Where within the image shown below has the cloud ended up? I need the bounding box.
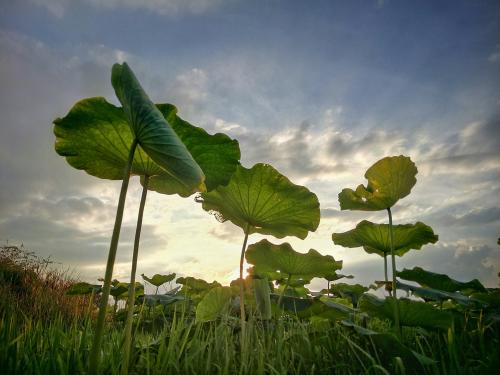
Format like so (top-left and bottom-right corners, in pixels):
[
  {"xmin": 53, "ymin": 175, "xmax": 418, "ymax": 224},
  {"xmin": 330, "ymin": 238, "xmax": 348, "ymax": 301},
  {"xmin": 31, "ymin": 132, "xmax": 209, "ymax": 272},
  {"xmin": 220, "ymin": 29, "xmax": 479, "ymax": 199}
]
[{"xmin": 30, "ymin": 0, "xmax": 235, "ymax": 18}]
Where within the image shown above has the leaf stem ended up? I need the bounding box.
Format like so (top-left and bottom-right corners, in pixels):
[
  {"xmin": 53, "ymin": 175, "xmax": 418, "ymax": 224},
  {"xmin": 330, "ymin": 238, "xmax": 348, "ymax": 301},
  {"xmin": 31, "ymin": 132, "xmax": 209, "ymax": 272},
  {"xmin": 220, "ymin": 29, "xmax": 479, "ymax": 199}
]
[
  {"xmin": 89, "ymin": 138, "xmax": 138, "ymax": 375},
  {"xmin": 239, "ymin": 224, "xmax": 250, "ymax": 336},
  {"xmin": 387, "ymin": 207, "xmax": 401, "ymax": 337},
  {"xmin": 121, "ymin": 175, "xmax": 149, "ymax": 375},
  {"xmin": 383, "ymin": 253, "xmax": 392, "ymax": 297},
  {"xmin": 278, "ymin": 273, "xmax": 292, "ymax": 308}
]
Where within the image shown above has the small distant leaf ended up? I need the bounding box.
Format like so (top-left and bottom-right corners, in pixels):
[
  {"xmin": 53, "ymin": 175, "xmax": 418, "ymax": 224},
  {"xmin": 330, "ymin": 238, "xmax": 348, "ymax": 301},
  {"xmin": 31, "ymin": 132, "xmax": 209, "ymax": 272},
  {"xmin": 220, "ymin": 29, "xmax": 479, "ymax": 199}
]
[
  {"xmin": 332, "ymin": 220, "xmax": 438, "ymax": 257},
  {"xmin": 338, "ymin": 155, "xmax": 417, "ymax": 211},
  {"xmin": 67, "ymin": 282, "xmax": 102, "ymax": 295},
  {"xmin": 396, "ymin": 281, "xmax": 481, "ymax": 307},
  {"xmin": 111, "ymin": 62, "xmax": 205, "ymax": 194},
  {"xmin": 195, "ymin": 286, "xmax": 232, "ymax": 323},
  {"xmin": 324, "ymin": 272, "xmax": 353, "ymax": 282},
  {"xmin": 141, "ymin": 273, "xmax": 176, "ymax": 287},
  {"xmin": 246, "ymin": 239, "xmax": 341, "ymax": 280},
  {"xmin": 141, "ymin": 294, "xmax": 185, "ymax": 307},
  {"xmin": 359, "ymin": 294, "xmax": 453, "ymax": 330},
  {"xmin": 397, "ymin": 267, "xmax": 486, "ymax": 294},
  {"xmin": 329, "ymin": 283, "xmax": 368, "ymax": 307},
  {"xmin": 201, "ymin": 164, "xmax": 320, "ymax": 239},
  {"xmin": 110, "ymin": 283, "xmax": 129, "ymax": 298},
  {"xmin": 176, "ymin": 276, "xmax": 221, "ymax": 293}
]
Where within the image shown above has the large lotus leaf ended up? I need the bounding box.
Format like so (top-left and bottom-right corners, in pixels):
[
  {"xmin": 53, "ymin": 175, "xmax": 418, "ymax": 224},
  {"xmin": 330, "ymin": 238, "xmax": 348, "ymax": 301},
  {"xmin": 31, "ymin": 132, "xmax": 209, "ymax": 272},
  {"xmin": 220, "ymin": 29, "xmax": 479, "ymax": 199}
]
[
  {"xmin": 201, "ymin": 164, "xmax": 320, "ymax": 239},
  {"xmin": 176, "ymin": 276, "xmax": 221, "ymax": 294},
  {"xmin": 338, "ymin": 155, "xmax": 417, "ymax": 211},
  {"xmin": 110, "ymin": 283, "xmax": 129, "ymax": 298},
  {"xmin": 148, "ymin": 104, "xmax": 240, "ymax": 193},
  {"xmin": 111, "ymin": 62, "xmax": 205, "ymax": 194},
  {"xmin": 395, "ymin": 281, "xmax": 481, "ymax": 307},
  {"xmin": 141, "ymin": 273, "xmax": 176, "ymax": 287},
  {"xmin": 332, "ymin": 220, "xmax": 438, "ymax": 257},
  {"xmin": 195, "ymin": 286, "xmax": 232, "ymax": 323},
  {"xmin": 246, "ymin": 239, "xmax": 341, "ymax": 280},
  {"xmin": 54, "ymin": 98, "xmax": 239, "ymax": 196},
  {"xmin": 359, "ymin": 294, "xmax": 453, "ymax": 330},
  {"xmin": 397, "ymin": 267, "xmax": 486, "ymax": 294}
]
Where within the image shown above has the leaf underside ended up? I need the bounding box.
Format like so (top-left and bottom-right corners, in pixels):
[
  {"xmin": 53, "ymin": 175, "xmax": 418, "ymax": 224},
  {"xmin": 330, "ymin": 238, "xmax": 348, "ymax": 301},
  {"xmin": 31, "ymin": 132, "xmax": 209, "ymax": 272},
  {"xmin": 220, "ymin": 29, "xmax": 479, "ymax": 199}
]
[
  {"xmin": 332, "ymin": 220, "xmax": 438, "ymax": 257},
  {"xmin": 201, "ymin": 163, "xmax": 320, "ymax": 239},
  {"xmin": 54, "ymin": 97, "xmax": 240, "ymax": 196},
  {"xmin": 338, "ymin": 155, "xmax": 417, "ymax": 211},
  {"xmin": 246, "ymin": 239, "xmax": 341, "ymax": 279}
]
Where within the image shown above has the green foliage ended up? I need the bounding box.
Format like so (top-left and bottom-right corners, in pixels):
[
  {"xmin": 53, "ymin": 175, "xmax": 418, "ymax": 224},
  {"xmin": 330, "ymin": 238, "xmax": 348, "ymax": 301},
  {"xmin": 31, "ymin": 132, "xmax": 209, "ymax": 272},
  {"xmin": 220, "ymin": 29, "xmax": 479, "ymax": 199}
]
[
  {"xmin": 328, "ymin": 283, "xmax": 368, "ymax": 308},
  {"xmin": 397, "ymin": 266, "xmax": 486, "ymax": 294},
  {"xmin": 333, "ymin": 220, "xmax": 438, "ymax": 257},
  {"xmin": 246, "ymin": 239, "xmax": 341, "ymax": 279},
  {"xmin": 54, "ymin": 98, "xmax": 239, "ymax": 197},
  {"xmin": 338, "ymin": 155, "xmax": 417, "ymax": 211},
  {"xmin": 195, "ymin": 286, "xmax": 232, "ymax": 323},
  {"xmin": 359, "ymin": 294, "xmax": 453, "ymax": 330},
  {"xmin": 66, "ymin": 282, "xmax": 102, "ymax": 295},
  {"xmin": 141, "ymin": 273, "xmax": 176, "ymax": 287},
  {"xmin": 111, "ymin": 62, "xmax": 205, "ymax": 194},
  {"xmin": 201, "ymin": 163, "xmax": 320, "ymax": 239}
]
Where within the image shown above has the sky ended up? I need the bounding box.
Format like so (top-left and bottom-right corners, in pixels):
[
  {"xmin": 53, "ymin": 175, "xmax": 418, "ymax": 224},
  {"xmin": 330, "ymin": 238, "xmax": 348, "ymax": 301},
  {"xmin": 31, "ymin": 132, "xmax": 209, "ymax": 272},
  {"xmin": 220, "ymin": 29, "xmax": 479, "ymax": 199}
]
[{"xmin": 1, "ymin": 0, "xmax": 499, "ymax": 292}]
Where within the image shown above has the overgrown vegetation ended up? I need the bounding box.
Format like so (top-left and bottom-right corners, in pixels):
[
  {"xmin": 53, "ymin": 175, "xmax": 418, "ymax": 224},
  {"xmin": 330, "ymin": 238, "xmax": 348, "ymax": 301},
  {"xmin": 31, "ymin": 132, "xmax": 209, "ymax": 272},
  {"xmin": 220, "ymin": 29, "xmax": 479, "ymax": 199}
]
[{"xmin": 1, "ymin": 62, "xmax": 499, "ymax": 374}]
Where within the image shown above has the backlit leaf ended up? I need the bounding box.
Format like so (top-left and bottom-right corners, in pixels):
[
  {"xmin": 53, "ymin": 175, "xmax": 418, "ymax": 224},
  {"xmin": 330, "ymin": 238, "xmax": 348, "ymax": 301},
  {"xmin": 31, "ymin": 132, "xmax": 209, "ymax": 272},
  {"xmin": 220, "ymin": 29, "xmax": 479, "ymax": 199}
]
[
  {"xmin": 195, "ymin": 286, "xmax": 232, "ymax": 323},
  {"xmin": 201, "ymin": 164, "xmax": 320, "ymax": 239},
  {"xmin": 332, "ymin": 220, "xmax": 438, "ymax": 257},
  {"xmin": 338, "ymin": 155, "xmax": 417, "ymax": 211}
]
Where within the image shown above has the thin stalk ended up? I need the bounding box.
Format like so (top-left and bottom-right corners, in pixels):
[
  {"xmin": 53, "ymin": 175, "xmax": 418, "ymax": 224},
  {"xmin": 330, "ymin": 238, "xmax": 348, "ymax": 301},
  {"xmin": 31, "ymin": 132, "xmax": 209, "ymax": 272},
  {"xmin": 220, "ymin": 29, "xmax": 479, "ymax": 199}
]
[
  {"xmin": 387, "ymin": 207, "xmax": 401, "ymax": 337},
  {"xmin": 121, "ymin": 175, "xmax": 149, "ymax": 375},
  {"xmin": 239, "ymin": 224, "xmax": 250, "ymax": 336},
  {"xmin": 327, "ymin": 280, "xmax": 331, "ymax": 297},
  {"xmin": 89, "ymin": 138, "xmax": 138, "ymax": 375},
  {"xmin": 383, "ymin": 253, "xmax": 392, "ymax": 297},
  {"xmin": 277, "ymin": 273, "xmax": 292, "ymax": 308}
]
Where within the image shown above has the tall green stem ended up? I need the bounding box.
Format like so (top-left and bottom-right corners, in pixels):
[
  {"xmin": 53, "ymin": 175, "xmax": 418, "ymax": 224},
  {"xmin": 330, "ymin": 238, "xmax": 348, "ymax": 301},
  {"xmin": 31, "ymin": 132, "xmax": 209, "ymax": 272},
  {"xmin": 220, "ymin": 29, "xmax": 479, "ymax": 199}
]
[
  {"xmin": 89, "ymin": 138, "xmax": 138, "ymax": 375},
  {"xmin": 383, "ymin": 253, "xmax": 392, "ymax": 297},
  {"xmin": 121, "ymin": 175, "xmax": 149, "ymax": 375},
  {"xmin": 387, "ymin": 207, "xmax": 401, "ymax": 337},
  {"xmin": 277, "ymin": 273, "xmax": 292, "ymax": 308},
  {"xmin": 239, "ymin": 224, "xmax": 250, "ymax": 336}
]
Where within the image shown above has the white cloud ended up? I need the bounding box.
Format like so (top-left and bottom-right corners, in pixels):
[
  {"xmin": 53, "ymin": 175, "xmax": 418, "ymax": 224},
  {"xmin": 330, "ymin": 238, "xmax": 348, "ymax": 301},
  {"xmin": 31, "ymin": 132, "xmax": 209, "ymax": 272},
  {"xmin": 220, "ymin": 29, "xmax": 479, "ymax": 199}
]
[{"xmin": 30, "ymin": 0, "xmax": 235, "ymax": 17}]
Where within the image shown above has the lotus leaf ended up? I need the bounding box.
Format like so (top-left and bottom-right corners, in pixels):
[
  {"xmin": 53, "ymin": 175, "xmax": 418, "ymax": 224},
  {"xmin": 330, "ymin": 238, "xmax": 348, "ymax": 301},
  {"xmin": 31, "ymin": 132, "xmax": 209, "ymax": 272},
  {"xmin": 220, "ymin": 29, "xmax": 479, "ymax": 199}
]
[
  {"xmin": 246, "ymin": 239, "xmax": 341, "ymax": 279},
  {"xmin": 195, "ymin": 286, "xmax": 232, "ymax": 323},
  {"xmin": 397, "ymin": 267, "xmax": 486, "ymax": 294},
  {"xmin": 359, "ymin": 294, "xmax": 453, "ymax": 330},
  {"xmin": 66, "ymin": 282, "xmax": 102, "ymax": 295},
  {"xmin": 329, "ymin": 283, "xmax": 368, "ymax": 307},
  {"xmin": 54, "ymin": 98, "xmax": 239, "ymax": 197},
  {"xmin": 141, "ymin": 273, "xmax": 176, "ymax": 287},
  {"xmin": 201, "ymin": 164, "xmax": 320, "ymax": 239},
  {"xmin": 111, "ymin": 63, "xmax": 205, "ymax": 193},
  {"xmin": 332, "ymin": 221, "xmax": 438, "ymax": 257},
  {"xmin": 338, "ymin": 155, "xmax": 417, "ymax": 211}
]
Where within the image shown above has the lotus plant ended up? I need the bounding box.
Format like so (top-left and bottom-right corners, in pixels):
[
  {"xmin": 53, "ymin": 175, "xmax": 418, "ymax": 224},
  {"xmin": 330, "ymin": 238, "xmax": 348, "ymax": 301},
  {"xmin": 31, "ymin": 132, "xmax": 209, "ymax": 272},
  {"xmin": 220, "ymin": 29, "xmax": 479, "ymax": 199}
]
[{"xmin": 200, "ymin": 163, "xmax": 320, "ymax": 335}]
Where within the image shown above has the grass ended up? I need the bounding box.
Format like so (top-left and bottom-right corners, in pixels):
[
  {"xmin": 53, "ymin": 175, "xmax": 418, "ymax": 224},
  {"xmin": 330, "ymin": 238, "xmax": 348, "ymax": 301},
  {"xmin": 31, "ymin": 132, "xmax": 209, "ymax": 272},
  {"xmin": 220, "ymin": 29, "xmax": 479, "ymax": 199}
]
[{"xmin": 1, "ymin": 244, "xmax": 499, "ymax": 374}]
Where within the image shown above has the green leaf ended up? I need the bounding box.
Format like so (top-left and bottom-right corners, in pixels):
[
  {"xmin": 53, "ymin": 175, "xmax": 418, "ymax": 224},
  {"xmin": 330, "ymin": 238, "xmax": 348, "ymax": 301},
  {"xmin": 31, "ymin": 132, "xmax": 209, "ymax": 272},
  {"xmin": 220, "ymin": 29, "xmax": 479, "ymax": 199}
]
[
  {"xmin": 395, "ymin": 281, "xmax": 481, "ymax": 307},
  {"xmin": 195, "ymin": 286, "xmax": 232, "ymax": 323},
  {"xmin": 141, "ymin": 273, "xmax": 176, "ymax": 287},
  {"xmin": 359, "ymin": 294, "xmax": 453, "ymax": 330},
  {"xmin": 246, "ymin": 239, "xmax": 341, "ymax": 279},
  {"xmin": 176, "ymin": 276, "xmax": 222, "ymax": 299},
  {"xmin": 151, "ymin": 104, "xmax": 240, "ymax": 192},
  {"xmin": 332, "ymin": 220, "xmax": 438, "ymax": 257},
  {"xmin": 338, "ymin": 155, "xmax": 417, "ymax": 211},
  {"xmin": 109, "ymin": 283, "xmax": 129, "ymax": 298},
  {"xmin": 252, "ymin": 277, "xmax": 272, "ymax": 320},
  {"xmin": 397, "ymin": 267, "xmax": 486, "ymax": 294},
  {"xmin": 111, "ymin": 62, "xmax": 205, "ymax": 194},
  {"xmin": 341, "ymin": 320, "xmax": 436, "ymax": 372},
  {"xmin": 142, "ymin": 294, "xmax": 185, "ymax": 307},
  {"xmin": 66, "ymin": 282, "xmax": 102, "ymax": 295},
  {"xmin": 201, "ymin": 163, "xmax": 320, "ymax": 239},
  {"xmin": 329, "ymin": 283, "xmax": 368, "ymax": 307},
  {"xmin": 54, "ymin": 98, "xmax": 240, "ymax": 197}
]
